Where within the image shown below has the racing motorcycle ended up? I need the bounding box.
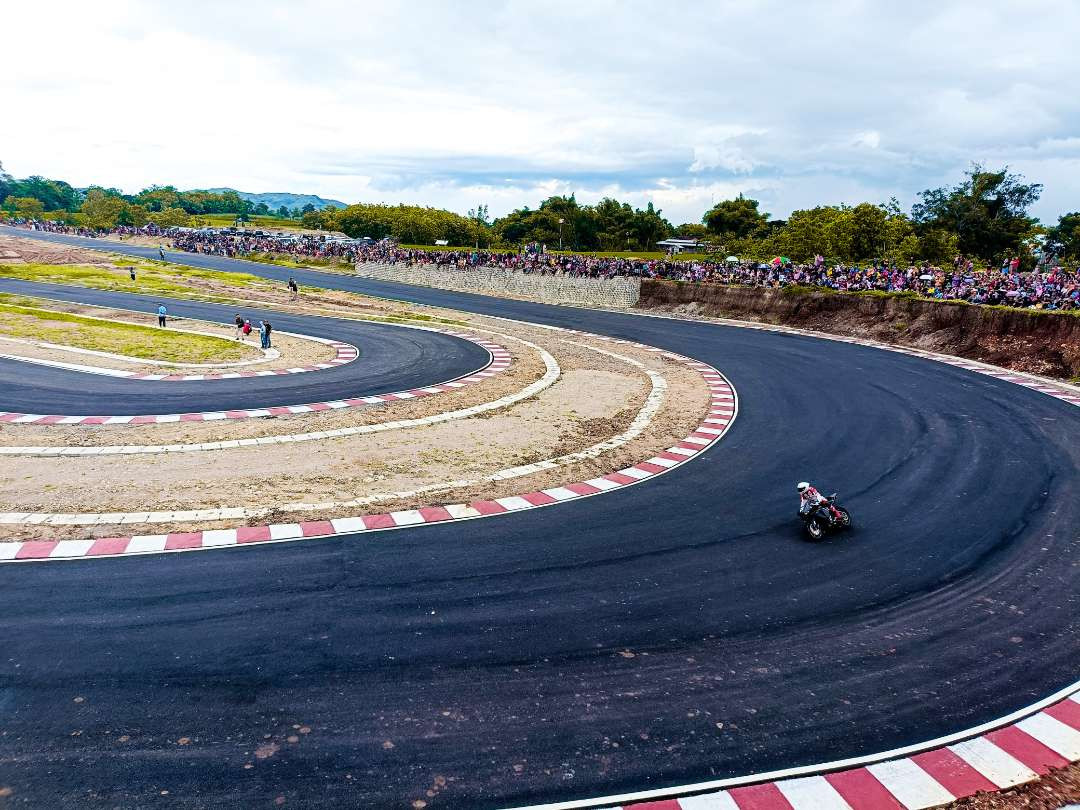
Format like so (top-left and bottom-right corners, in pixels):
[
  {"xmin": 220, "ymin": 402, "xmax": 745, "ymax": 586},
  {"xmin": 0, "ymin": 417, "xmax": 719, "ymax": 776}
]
[{"xmin": 799, "ymin": 494, "xmax": 852, "ymax": 541}]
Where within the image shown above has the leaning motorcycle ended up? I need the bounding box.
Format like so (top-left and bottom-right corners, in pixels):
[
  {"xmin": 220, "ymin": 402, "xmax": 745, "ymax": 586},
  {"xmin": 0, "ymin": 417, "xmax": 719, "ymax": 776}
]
[{"xmin": 799, "ymin": 494, "xmax": 853, "ymax": 541}]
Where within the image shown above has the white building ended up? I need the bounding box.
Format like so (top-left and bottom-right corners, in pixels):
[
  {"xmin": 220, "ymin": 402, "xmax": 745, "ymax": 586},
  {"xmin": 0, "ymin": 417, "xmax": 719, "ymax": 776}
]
[{"xmin": 656, "ymin": 238, "xmax": 708, "ymax": 254}]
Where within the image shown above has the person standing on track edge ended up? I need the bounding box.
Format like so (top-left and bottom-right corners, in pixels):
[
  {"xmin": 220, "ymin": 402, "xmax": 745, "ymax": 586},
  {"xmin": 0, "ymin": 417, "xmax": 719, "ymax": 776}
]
[
  {"xmin": 158, "ymin": 245, "xmax": 166, "ymax": 261},
  {"xmin": 156, "ymin": 304, "xmax": 167, "ymax": 328},
  {"xmin": 288, "ymin": 277, "xmax": 298, "ymax": 300},
  {"xmin": 258, "ymin": 319, "xmax": 273, "ymax": 349}
]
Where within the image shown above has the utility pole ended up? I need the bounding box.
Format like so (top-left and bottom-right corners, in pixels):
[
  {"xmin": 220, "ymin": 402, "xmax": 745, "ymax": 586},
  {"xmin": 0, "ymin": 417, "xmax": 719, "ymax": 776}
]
[{"xmin": 558, "ymin": 218, "xmax": 564, "ymax": 251}]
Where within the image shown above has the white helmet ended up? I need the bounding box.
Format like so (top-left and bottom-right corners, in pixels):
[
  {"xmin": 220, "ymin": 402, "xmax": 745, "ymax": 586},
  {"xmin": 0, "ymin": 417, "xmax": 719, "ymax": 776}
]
[{"xmin": 796, "ymin": 481, "xmax": 810, "ymax": 492}]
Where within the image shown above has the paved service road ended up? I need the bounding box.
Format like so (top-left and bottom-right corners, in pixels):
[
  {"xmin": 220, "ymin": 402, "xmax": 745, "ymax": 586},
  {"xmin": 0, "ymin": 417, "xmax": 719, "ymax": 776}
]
[{"xmin": 0, "ymin": 227, "xmax": 1078, "ymax": 809}]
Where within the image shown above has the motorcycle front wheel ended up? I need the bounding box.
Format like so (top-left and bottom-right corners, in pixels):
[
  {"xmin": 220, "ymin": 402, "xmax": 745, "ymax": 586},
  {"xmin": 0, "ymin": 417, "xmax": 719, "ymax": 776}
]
[
  {"xmin": 805, "ymin": 519, "xmax": 826, "ymax": 541},
  {"xmin": 836, "ymin": 507, "xmax": 852, "ymax": 528}
]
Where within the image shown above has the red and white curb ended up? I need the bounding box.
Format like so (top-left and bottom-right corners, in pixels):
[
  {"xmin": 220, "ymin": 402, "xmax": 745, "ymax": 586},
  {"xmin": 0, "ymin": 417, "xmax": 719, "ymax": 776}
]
[
  {"xmin": 502, "ymin": 686, "xmax": 1080, "ymax": 810},
  {"xmin": 0, "ymin": 349, "xmax": 736, "ymax": 559},
  {"xmin": 0, "ymin": 331, "xmax": 510, "ymax": 425}
]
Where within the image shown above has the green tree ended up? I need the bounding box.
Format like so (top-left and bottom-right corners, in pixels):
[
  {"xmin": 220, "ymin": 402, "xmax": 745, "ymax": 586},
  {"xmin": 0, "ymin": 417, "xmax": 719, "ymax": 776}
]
[
  {"xmin": 911, "ymin": 164, "xmax": 1042, "ymax": 260},
  {"xmin": 81, "ymin": 189, "xmax": 126, "ymax": 229},
  {"xmin": 9, "ymin": 196, "xmax": 45, "ymax": 219},
  {"xmin": 277, "ymin": 205, "xmax": 291, "ymax": 218},
  {"xmin": 1045, "ymin": 212, "xmax": 1080, "ymax": 259},
  {"xmin": 147, "ymin": 206, "xmax": 191, "ymax": 228},
  {"xmin": 703, "ymin": 195, "xmax": 770, "ymax": 238},
  {"xmin": 0, "ymin": 162, "xmax": 13, "ymax": 204},
  {"xmin": 125, "ymin": 203, "xmax": 149, "ymax": 228},
  {"xmin": 674, "ymin": 223, "xmax": 710, "ymax": 239},
  {"xmin": 917, "ymin": 228, "xmax": 960, "ymax": 263}
]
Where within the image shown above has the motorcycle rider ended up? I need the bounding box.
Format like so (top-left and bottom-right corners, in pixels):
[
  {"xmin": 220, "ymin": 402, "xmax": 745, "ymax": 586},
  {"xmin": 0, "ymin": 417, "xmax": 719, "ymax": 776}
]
[{"xmin": 797, "ymin": 482, "xmax": 843, "ymax": 521}]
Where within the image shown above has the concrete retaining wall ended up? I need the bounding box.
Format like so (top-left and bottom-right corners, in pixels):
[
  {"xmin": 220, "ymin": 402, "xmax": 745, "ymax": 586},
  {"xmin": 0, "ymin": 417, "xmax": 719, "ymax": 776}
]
[{"xmin": 353, "ymin": 262, "xmax": 641, "ymax": 308}]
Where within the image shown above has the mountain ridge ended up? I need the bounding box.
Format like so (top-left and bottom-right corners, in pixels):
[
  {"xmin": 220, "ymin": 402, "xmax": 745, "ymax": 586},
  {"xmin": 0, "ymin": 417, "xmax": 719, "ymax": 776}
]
[{"xmin": 202, "ymin": 188, "xmax": 347, "ymax": 211}]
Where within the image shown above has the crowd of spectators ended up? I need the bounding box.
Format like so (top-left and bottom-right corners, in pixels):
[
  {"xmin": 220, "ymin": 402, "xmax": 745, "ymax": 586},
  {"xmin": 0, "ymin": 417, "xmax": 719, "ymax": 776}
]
[{"xmin": 7, "ymin": 218, "xmax": 1079, "ymax": 312}]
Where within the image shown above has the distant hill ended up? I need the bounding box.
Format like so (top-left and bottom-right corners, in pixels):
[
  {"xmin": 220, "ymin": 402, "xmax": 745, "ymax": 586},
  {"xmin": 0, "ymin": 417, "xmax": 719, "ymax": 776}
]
[{"xmin": 203, "ymin": 188, "xmax": 348, "ymax": 211}]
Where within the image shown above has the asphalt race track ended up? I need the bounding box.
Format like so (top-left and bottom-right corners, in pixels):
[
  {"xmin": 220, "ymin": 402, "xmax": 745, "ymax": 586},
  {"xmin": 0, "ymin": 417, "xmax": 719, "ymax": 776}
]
[
  {"xmin": 0, "ymin": 279, "xmax": 490, "ymax": 416},
  {"xmin": 0, "ymin": 226, "xmax": 1078, "ymax": 809}
]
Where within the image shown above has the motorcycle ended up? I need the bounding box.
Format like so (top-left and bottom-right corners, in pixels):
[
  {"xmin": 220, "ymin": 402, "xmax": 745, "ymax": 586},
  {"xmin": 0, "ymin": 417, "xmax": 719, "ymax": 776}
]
[{"xmin": 799, "ymin": 493, "xmax": 853, "ymax": 541}]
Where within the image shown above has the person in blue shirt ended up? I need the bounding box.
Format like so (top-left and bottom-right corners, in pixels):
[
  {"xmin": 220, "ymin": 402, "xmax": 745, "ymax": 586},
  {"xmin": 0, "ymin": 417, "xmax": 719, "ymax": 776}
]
[{"xmin": 157, "ymin": 304, "xmax": 167, "ymax": 328}]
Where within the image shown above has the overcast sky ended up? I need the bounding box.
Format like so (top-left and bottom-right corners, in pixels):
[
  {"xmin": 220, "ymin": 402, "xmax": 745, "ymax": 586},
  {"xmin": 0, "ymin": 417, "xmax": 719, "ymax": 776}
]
[{"xmin": 4, "ymin": 1, "xmax": 1079, "ymax": 224}]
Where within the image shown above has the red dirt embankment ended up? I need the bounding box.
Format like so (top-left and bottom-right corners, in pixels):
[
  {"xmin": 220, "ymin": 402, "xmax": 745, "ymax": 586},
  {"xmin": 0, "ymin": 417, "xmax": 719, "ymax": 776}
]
[{"xmin": 639, "ymin": 280, "xmax": 1080, "ymax": 380}]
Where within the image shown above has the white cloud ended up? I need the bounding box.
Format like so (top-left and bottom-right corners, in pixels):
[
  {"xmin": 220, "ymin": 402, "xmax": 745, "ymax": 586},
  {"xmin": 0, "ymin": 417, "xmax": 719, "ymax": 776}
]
[{"xmin": 3, "ymin": 0, "xmax": 1080, "ymax": 223}]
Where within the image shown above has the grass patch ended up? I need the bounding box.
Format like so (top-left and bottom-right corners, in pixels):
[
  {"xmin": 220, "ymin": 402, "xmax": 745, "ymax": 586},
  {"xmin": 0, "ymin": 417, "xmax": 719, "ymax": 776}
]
[
  {"xmin": 0, "ymin": 295, "xmax": 254, "ymax": 363},
  {"xmin": 0, "ymin": 259, "xmax": 275, "ymax": 300}
]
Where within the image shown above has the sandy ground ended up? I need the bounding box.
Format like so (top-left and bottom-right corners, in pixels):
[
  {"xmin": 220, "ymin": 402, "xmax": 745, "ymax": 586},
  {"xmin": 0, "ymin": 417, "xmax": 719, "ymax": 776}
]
[{"xmin": 0, "ymin": 234, "xmax": 102, "ymax": 265}]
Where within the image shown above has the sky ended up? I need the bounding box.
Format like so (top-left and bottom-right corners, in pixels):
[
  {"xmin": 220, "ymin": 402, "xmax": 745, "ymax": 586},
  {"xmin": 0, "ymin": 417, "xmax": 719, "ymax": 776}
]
[{"xmin": 4, "ymin": 0, "xmax": 1079, "ymax": 225}]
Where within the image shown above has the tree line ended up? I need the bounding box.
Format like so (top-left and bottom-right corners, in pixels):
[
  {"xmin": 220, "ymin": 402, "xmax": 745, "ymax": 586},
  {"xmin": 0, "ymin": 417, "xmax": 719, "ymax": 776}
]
[
  {"xmin": 3, "ymin": 160, "xmax": 1078, "ymax": 264},
  {"xmin": 0, "ymin": 164, "xmax": 322, "ymax": 231}
]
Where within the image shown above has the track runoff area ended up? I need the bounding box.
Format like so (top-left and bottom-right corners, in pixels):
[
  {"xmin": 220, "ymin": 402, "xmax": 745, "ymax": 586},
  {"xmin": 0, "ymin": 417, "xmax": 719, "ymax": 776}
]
[{"xmin": 0, "ymin": 226, "xmax": 1078, "ymax": 810}]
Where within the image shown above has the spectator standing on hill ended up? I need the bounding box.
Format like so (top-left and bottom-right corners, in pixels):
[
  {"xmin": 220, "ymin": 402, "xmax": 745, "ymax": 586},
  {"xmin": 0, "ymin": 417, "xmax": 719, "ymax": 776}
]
[
  {"xmin": 288, "ymin": 277, "xmax": 298, "ymax": 299},
  {"xmin": 158, "ymin": 245, "xmax": 166, "ymax": 261},
  {"xmin": 234, "ymin": 313, "xmax": 244, "ymax": 340},
  {"xmin": 129, "ymin": 267, "xmax": 136, "ymax": 282},
  {"xmin": 157, "ymin": 304, "xmax": 167, "ymax": 328},
  {"xmin": 259, "ymin": 320, "xmax": 273, "ymax": 349}
]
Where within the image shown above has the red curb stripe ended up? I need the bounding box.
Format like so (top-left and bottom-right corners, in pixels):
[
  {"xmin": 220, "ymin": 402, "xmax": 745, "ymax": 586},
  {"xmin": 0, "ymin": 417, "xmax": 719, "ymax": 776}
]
[
  {"xmin": 634, "ymin": 461, "xmax": 665, "ymax": 474},
  {"xmin": 362, "ymin": 514, "xmax": 395, "ymax": 529},
  {"xmin": 604, "ymin": 472, "xmax": 639, "ymax": 485},
  {"xmin": 470, "ymin": 500, "xmax": 508, "ymax": 515},
  {"xmin": 165, "ymin": 532, "xmax": 204, "ymax": 550},
  {"xmin": 565, "ymin": 482, "xmax": 601, "ymax": 496},
  {"xmin": 521, "ymin": 491, "xmax": 558, "ymax": 506},
  {"xmin": 300, "ymin": 521, "xmax": 335, "ymax": 537},
  {"xmin": 419, "ymin": 506, "xmax": 453, "ymax": 522},
  {"xmin": 727, "ymin": 782, "xmax": 794, "ymax": 809},
  {"xmin": 14, "ymin": 541, "xmax": 58, "ymax": 559},
  {"xmin": 236, "ymin": 526, "xmax": 272, "ymax": 543},
  {"xmin": 985, "ymin": 726, "xmax": 1070, "ymax": 773},
  {"xmin": 825, "ymin": 767, "xmax": 906, "ymax": 809},
  {"xmin": 87, "ymin": 537, "xmax": 131, "ymax": 556},
  {"xmin": 911, "ymin": 748, "xmax": 998, "ymax": 797},
  {"xmin": 625, "ymin": 800, "xmax": 682, "ymax": 810},
  {"xmin": 1044, "ymin": 700, "xmax": 1080, "ymax": 730}
]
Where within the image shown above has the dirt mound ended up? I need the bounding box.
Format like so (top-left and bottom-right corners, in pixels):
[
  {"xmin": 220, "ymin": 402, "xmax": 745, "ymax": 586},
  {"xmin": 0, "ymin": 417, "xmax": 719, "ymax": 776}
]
[
  {"xmin": 640, "ymin": 280, "xmax": 1080, "ymax": 379},
  {"xmin": 0, "ymin": 234, "xmax": 109, "ymax": 265}
]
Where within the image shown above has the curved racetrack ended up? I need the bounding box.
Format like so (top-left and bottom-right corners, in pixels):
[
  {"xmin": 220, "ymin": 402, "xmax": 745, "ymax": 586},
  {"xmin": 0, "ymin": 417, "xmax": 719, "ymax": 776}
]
[{"xmin": 0, "ymin": 226, "xmax": 1078, "ymax": 809}]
